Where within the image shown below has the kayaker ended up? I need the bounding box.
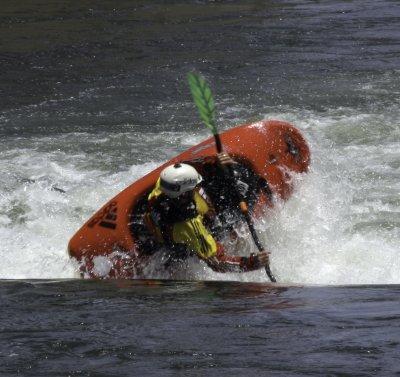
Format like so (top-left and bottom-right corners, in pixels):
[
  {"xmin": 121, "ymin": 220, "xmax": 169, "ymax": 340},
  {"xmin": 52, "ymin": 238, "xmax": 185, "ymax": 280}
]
[{"xmin": 144, "ymin": 153, "xmax": 270, "ymax": 273}]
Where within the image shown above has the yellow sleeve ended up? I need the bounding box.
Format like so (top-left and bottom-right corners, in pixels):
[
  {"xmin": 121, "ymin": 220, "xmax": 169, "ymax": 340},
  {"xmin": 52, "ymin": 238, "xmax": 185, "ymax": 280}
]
[
  {"xmin": 148, "ymin": 178, "xmax": 162, "ymax": 201},
  {"xmin": 194, "ymin": 190, "xmax": 210, "ymax": 216}
]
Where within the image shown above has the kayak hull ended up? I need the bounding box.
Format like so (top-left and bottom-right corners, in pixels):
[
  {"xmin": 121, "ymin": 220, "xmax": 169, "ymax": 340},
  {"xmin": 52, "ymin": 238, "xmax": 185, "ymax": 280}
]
[{"xmin": 68, "ymin": 120, "xmax": 310, "ymax": 278}]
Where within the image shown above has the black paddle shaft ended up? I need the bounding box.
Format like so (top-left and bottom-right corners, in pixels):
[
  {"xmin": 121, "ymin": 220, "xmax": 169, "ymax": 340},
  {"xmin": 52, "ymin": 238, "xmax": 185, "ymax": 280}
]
[
  {"xmin": 214, "ymin": 133, "xmax": 223, "ymax": 154},
  {"xmin": 213, "ymin": 134, "xmax": 276, "ymax": 282}
]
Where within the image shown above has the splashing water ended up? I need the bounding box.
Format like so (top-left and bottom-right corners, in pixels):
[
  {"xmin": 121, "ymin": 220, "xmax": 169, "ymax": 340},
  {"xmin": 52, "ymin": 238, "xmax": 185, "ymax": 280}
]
[{"xmin": 0, "ymin": 104, "xmax": 399, "ymax": 283}]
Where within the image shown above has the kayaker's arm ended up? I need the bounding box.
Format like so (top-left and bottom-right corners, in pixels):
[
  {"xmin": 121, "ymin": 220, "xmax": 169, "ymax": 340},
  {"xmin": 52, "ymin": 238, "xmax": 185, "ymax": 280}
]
[
  {"xmin": 216, "ymin": 151, "xmax": 276, "ymax": 282},
  {"xmin": 169, "ymin": 215, "xmax": 270, "ymax": 273},
  {"xmin": 204, "ymin": 245, "xmax": 270, "ymax": 273},
  {"xmin": 217, "ymin": 152, "xmax": 249, "ymax": 197}
]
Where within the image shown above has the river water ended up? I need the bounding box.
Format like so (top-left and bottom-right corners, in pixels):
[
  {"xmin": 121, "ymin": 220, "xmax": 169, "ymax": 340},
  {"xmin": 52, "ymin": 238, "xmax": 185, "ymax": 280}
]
[{"xmin": 1, "ymin": 0, "xmax": 399, "ymax": 375}]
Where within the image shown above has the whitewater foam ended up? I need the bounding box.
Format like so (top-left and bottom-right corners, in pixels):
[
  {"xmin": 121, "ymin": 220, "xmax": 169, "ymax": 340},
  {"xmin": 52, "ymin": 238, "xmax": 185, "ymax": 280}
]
[{"xmin": 1, "ymin": 106, "xmax": 399, "ymax": 283}]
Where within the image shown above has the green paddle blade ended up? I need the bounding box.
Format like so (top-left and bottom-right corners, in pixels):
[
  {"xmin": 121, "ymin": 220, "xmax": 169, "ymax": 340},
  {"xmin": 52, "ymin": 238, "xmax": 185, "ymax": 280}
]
[{"xmin": 187, "ymin": 72, "xmax": 218, "ymax": 135}]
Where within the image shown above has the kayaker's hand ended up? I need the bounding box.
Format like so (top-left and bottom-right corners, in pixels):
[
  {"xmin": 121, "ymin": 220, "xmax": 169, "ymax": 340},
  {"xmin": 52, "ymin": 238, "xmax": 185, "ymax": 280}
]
[
  {"xmin": 217, "ymin": 152, "xmax": 237, "ymax": 166},
  {"xmin": 241, "ymin": 251, "xmax": 271, "ymax": 271},
  {"xmin": 255, "ymin": 251, "xmax": 270, "ymax": 268}
]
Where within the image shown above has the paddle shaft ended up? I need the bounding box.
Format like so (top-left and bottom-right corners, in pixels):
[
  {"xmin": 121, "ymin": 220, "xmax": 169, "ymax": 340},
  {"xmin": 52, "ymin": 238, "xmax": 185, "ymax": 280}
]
[{"xmin": 214, "ymin": 134, "xmax": 276, "ymax": 282}]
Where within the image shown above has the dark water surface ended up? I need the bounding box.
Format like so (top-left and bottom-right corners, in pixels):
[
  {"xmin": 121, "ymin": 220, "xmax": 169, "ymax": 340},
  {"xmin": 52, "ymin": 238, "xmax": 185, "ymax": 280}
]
[
  {"xmin": 2, "ymin": 0, "xmax": 399, "ymax": 136},
  {"xmin": 1, "ymin": 0, "xmax": 400, "ymax": 375},
  {"xmin": 1, "ymin": 281, "xmax": 400, "ymax": 376}
]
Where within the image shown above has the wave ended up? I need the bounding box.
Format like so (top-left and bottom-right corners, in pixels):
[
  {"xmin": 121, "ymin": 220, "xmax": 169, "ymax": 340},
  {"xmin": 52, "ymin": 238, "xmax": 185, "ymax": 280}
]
[{"xmin": 0, "ymin": 106, "xmax": 398, "ymax": 283}]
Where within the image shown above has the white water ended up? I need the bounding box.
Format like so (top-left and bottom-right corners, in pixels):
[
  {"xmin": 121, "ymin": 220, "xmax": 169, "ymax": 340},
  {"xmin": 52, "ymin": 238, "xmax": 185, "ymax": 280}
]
[{"xmin": 0, "ymin": 108, "xmax": 399, "ymax": 284}]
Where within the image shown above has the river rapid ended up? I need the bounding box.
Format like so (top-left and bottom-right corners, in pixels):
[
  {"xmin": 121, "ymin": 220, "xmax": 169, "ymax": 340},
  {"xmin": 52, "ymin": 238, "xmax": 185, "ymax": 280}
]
[{"xmin": 1, "ymin": 1, "xmax": 399, "ymax": 375}]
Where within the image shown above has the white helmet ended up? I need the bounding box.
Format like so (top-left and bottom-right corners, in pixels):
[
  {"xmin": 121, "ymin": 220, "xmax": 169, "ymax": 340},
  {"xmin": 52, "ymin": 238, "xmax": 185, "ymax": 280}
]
[{"xmin": 159, "ymin": 163, "xmax": 202, "ymax": 198}]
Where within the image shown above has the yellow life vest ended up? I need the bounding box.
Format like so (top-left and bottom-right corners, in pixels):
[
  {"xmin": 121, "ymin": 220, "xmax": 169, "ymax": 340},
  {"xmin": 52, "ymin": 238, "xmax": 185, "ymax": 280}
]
[{"xmin": 146, "ymin": 178, "xmax": 217, "ymax": 259}]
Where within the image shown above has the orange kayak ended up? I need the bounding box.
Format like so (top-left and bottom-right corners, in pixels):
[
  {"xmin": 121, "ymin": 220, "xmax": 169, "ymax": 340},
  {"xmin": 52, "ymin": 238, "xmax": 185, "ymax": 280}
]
[{"xmin": 68, "ymin": 120, "xmax": 310, "ymax": 278}]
